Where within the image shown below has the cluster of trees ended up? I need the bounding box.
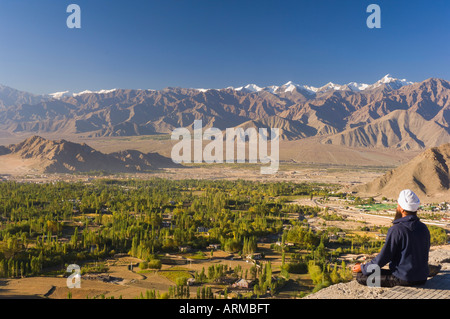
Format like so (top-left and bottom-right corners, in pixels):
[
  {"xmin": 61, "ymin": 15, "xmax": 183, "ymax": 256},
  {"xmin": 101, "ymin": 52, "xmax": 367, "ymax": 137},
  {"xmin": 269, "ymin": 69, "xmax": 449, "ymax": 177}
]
[
  {"xmin": 280, "ymin": 230, "xmax": 353, "ymax": 293},
  {"xmin": 284, "ymin": 224, "xmax": 321, "ymax": 249},
  {"xmin": 252, "ymin": 262, "xmax": 280, "ymax": 297},
  {"xmin": 0, "ymin": 179, "xmax": 334, "ymax": 279},
  {"xmin": 321, "ymin": 209, "xmax": 345, "ymax": 221},
  {"xmin": 138, "ymin": 259, "xmax": 162, "ymax": 270},
  {"xmin": 347, "ymin": 196, "xmax": 376, "ymax": 206},
  {"xmin": 144, "ymin": 283, "xmax": 215, "ymax": 299},
  {"xmin": 0, "ymin": 254, "xmax": 42, "ymax": 278},
  {"xmin": 308, "ymin": 260, "xmax": 353, "ymax": 292},
  {"xmin": 193, "ymin": 264, "xmax": 230, "ymax": 283},
  {"xmin": 242, "ymin": 237, "xmax": 257, "ymax": 255}
]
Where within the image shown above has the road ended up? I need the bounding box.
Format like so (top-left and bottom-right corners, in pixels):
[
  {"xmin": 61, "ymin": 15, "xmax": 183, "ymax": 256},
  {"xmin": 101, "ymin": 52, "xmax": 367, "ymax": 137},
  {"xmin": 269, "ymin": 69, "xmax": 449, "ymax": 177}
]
[{"xmin": 313, "ymin": 198, "xmax": 450, "ymax": 231}]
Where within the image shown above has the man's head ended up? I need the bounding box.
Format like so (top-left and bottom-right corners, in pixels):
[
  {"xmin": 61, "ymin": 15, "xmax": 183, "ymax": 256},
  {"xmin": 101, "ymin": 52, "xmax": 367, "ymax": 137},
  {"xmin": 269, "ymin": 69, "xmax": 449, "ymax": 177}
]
[{"xmin": 395, "ymin": 189, "xmax": 420, "ymax": 220}]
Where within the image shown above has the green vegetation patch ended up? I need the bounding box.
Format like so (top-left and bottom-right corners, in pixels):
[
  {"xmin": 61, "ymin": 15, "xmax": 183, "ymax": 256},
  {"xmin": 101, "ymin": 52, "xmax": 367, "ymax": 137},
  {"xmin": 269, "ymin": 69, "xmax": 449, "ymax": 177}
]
[
  {"xmin": 158, "ymin": 267, "xmax": 193, "ymax": 284},
  {"xmin": 357, "ymin": 203, "xmax": 397, "ymax": 211}
]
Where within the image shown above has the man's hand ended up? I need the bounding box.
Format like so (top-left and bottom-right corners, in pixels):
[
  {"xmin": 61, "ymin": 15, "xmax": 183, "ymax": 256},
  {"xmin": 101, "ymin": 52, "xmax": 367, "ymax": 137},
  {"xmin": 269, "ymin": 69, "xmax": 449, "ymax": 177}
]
[{"xmin": 352, "ymin": 263, "xmax": 362, "ymax": 273}]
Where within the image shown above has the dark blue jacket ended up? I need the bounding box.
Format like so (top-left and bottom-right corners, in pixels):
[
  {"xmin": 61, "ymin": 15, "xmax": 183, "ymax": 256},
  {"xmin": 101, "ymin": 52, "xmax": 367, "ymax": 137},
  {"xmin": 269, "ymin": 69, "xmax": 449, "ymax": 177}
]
[{"xmin": 361, "ymin": 215, "xmax": 430, "ymax": 282}]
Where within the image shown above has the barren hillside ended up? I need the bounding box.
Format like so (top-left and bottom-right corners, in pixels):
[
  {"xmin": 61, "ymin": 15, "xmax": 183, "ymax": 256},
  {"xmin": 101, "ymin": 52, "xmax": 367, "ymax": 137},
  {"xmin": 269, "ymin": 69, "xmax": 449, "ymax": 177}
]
[
  {"xmin": 355, "ymin": 143, "xmax": 450, "ymax": 202},
  {"xmin": 0, "ymin": 136, "xmax": 178, "ymax": 174}
]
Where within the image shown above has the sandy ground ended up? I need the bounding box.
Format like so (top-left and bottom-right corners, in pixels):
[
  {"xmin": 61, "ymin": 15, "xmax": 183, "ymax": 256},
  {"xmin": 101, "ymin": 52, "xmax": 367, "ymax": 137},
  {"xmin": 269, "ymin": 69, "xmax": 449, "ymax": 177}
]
[
  {"xmin": 0, "ymin": 154, "xmax": 45, "ymax": 175},
  {"xmin": 152, "ymin": 165, "xmax": 385, "ymax": 186},
  {"xmin": 0, "ymin": 166, "xmax": 387, "ymax": 190},
  {"xmin": 75, "ymin": 135, "xmax": 419, "ymax": 167}
]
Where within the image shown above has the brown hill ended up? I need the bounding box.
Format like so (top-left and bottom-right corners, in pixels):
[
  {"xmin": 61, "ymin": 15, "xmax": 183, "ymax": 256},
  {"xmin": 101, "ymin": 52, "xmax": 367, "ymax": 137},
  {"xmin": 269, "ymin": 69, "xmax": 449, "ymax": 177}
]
[
  {"xmin": 1, "ymin": 136, "xmax": 179, "ymax": 174},
  {"xmin": 354, "ymin": 143, "xmax": 450, "ymax": 202},
  {"xmin": 236, "ymin": 115, "xmax": 316, "ymax": 140},
  {"xmin": 323, "ymin": 109, "xmax": 450, "ymax": 150}
]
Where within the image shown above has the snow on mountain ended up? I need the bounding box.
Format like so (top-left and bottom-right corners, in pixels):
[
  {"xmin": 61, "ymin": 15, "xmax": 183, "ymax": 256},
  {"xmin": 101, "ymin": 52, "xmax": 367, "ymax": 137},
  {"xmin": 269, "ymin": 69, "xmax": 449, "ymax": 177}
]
[
  {"xmin": 264, "ymin": 85, "xmax": 279, "ymax": 94},
  {"xmin": 49, "ymin": 89, "xmax": 118, "ymax": 99},
  {"xmin": 235, "ymin": 84, "xmax": 264, "ymax": 92},
  {"xmin": 369, "ymin": 74, "xmax": 414, "ymax": 90},
  {"xmin": 48, "ymin": 91, "xmax": 72, "ymax": 99},
  {"xmin": 281, "ymin": 81, "xmax": 298, "ymax": 93},
  {"xmin": 346, "ymin": 82, "xmax": 370, "ymax": 91},
  {"xmin": 316, "ymin": 82, "xmax": 346, "ymax": 93},
  {"xmin": 46, "ymin": 75, "xmax": 414, "ymax": 99},
  {"xmin": 73, "ymin": 89, "xmax": 118, "ymax": 96},
  {"xmin": 279, "ymin": 81, "xmax": 317, "ymax": 94},
  {"xmin": 230, "ymin": 74, "xmax": 414, "ymax": 95}
]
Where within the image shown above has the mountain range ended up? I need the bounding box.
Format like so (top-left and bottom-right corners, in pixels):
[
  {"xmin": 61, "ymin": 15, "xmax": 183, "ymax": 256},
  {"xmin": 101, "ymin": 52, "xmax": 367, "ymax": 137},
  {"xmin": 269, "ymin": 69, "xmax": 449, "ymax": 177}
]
[
  {"xmin": 0, "ymin": 75, "xmax": 449, "ymax": 151},
  {"xmin": 47, "ymin": 74, "xmax": 413, "ymax": 97}
]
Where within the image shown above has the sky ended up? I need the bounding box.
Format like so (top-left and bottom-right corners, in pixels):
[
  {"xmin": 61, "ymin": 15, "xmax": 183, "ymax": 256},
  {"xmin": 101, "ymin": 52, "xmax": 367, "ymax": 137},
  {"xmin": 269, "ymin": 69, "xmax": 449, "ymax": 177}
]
[{"xmin": 0, "ymin": 0, "xmax": 449, "ymax": 94}]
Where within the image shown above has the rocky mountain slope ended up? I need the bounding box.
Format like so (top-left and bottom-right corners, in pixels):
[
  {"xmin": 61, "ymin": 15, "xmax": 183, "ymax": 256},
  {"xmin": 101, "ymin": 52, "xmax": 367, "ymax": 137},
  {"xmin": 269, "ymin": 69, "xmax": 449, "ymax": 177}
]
[{"xmin": 0, "ymin": 84, "xmax": 47, "ymax": 109}]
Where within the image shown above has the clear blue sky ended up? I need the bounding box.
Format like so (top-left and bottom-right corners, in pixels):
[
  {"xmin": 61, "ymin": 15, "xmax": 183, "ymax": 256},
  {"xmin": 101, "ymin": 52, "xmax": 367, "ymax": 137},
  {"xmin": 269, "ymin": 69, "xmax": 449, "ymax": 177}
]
[{"xmin": 0, "ymin": 0, "xmax": 449, "ymax": 94}]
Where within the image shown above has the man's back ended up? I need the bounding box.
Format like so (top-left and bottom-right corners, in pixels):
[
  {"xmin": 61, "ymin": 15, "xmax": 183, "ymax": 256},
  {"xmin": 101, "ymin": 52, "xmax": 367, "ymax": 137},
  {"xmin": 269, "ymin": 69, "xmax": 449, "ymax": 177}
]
[{"xmin": 389, "ymin": 214, "xmax": 430, "ymax": 282}]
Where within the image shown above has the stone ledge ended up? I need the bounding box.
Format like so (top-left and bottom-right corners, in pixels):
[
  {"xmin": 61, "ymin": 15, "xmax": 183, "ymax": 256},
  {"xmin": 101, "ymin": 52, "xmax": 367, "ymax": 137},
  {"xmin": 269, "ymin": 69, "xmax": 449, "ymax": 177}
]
[{"xmin": 380, "ymin": 266, "xmax": 450, "ymax": 299}]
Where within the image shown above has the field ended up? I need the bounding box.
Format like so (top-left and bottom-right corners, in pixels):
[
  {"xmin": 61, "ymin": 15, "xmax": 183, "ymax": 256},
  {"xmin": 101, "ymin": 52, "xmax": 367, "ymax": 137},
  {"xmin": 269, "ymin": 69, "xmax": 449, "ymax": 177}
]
[{"xmin": 0, "ymin": 245, "xmax": 312, "ymax": 299}]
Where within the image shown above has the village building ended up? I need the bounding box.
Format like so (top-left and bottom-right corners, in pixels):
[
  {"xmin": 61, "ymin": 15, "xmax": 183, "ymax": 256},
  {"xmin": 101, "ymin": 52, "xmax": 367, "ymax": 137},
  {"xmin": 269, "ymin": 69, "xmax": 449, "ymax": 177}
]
[
  {"xmin": 197, "ymin": 226, "xmax": 210, "ymax": 233},
  {"xmin": 179, "ymin": 246, "xmax": 192, "ymax": 253},
  {"xmin": 187, "ymin": 278, "xmax": 196, "ymax": 286},
  {"xmin": 232, "ymin": 278, "xmax": 254, "ymax": 289},
  {"xmin": 206, "ymin": 244, "xmax": 221, "ymax": 250},
  {"xmin": 246, "ymin": 253, "xmax": 262, "ymax": 261}
]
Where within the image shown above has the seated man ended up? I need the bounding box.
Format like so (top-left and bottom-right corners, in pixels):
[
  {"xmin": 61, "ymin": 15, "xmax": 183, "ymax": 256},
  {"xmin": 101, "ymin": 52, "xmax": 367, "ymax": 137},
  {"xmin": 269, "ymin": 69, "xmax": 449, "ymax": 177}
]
[{"xmin": 352, "ymin": 189, "xmax": 430, "ymax": 287}]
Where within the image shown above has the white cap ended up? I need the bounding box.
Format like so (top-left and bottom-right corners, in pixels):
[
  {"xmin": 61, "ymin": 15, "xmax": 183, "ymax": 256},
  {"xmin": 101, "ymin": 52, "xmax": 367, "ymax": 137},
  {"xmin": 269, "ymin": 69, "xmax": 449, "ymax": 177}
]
[{"xmin": 397, "ymin": 189, "xmax": 420, "ymax": 212}]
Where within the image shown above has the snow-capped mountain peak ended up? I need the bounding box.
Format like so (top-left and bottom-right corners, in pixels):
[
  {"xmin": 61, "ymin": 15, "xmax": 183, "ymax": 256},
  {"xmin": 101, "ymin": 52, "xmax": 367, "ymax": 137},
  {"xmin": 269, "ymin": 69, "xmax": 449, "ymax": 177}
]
[
  {"xmin": 346, "ymin": 82, "xmax": 370, "ymax": 91},
  {"xmin": 282, "ymin": 81, "xmax": 300, "ymax": 93},
  {"xmin": 316, "ymin": 82, "xmax": 345, "ymax": 92},
  {"xmin": 380, "ymin": 74, "xmax": 395, "ymax": 83},
  {"xmin": 371, "ymin": 74, "xmax": 414, "ymax": 90},
  {"xmin": 279, "ymin": 81, "xmax": 317, "ymax": 94},
  {"xmin": 235, "ymin": 84, "xmax": 264, "ymax": 92}
]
